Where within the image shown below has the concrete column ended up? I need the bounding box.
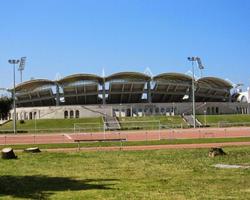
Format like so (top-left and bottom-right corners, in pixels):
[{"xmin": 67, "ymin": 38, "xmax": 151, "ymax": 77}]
[
  {"xmin": 56, "ymin": 84, "xmax": 60, "ymax": 106},
  {"xmin": 147, "ymin": 81, "xmax": 151, "ymax": 103},
  {"xmin": 228, "ymin": 89, "xmax": 232, "ymax": 102},
  {"xmin": 102, "ymin": 83, "xmax": 106, "ymax": 105}
]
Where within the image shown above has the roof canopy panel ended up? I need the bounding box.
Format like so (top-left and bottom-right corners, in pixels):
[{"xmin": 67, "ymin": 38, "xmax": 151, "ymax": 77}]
[
  {"xmin": 153, "ymin": 73, "xmax": 192, "ymax": 82},
  {"xmin": 15, "ymin": 79, "xmax": 56, "ymax": 92},
  {"xmin": 106, "ymin": 72, "xmax": 151, "ymax": 82},
  {"xmin": 197, "ymin": 77, "xmax": 232, "ymax": 89},
  {"xmin": 58, "ymin": 73, "xmax": 103, "ymax": 85}
]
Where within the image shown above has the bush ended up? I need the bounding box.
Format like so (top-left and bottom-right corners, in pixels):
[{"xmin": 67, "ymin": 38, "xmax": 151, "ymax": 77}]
[{"xmin": 20, "ymin": 120, "xmax": 25, "ymax": 124}]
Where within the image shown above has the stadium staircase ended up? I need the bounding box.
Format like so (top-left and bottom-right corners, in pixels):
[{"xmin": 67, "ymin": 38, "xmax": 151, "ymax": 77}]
[
  {"xmin": 103, "ymin": 115, "xmax": 121, "ymax": 130},
  {"xmin": 0, "ymin": 119, "xmax": 10, "ymax": 126},
  {"xmin": 80, "ymin": 105, "xmax": 121, "ymax": 130},
  {"xmin": 80, "ymin": 105, "xmax": 107, "ymax": 116},
  {"xmin": 182, "ymin": 115, "xmax": 202, "ymax": 127}
]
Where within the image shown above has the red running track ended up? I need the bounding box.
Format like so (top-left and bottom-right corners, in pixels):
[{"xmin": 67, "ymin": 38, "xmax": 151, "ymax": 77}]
[{"xmin": 0, "ymin": 127, "xmax": 250, "ymax": 145}]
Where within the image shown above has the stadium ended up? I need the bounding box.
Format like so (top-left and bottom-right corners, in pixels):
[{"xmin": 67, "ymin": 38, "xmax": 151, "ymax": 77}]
[{"xmin": 9, "ymin": 71, "xmax": 249, "ymax": 125}]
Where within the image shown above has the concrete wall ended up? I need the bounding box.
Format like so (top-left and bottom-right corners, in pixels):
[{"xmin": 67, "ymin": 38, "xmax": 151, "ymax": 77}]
[
  {"xmin": 11, "ymin": 105, "xmax": 112, "ymax": 120},
  {"xmin": 111, "ymin": 102, "xmax": 249, "ymax": 117},
  {"xmin": 10, "ymin": 102, "xmax": 250, "ymax": 120}
]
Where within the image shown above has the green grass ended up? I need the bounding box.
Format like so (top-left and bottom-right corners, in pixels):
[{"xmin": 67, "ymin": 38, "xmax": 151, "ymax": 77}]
[
  {"xmin": 197, "ymin": 114, "xmax": 250, "ymax": 127},
  {"xmin": 2, "ymin": 114, "xmax": 250, "ymax": 134},
  {"xmin": 2, "ymin": 137, "xmax": 250, "ymax": 150},
  {"xmin": 0, "ymin": 117, "xmax": 103, "ymax": 133},
  {"xmin": 119, "ymin": 116, "xmax": 187, "ymax": 130},
  {"xmin": 0, "ymin": 147, "xmax": 250, "ymax": 199}
]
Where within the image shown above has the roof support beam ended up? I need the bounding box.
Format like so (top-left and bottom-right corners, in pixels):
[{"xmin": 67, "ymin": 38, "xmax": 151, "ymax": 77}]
[{"xmin": 128, "ymin": 83, "xmax": 133, "ymax": 103}]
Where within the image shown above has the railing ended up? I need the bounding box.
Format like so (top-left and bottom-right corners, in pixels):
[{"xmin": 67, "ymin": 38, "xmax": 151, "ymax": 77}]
[{"xmin": 205, "ymin": 122, "xmax": 250, "ymax": 128}]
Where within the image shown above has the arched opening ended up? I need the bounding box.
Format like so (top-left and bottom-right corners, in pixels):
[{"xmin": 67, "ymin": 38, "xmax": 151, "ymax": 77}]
[
  {"xmin": 29, "ymin": 112, "xmax": 33, "ymax": 120},
  {"xmin": 70, "ymin": 110, "xmax": 74, "ymax": 118},
  {"xmin": 216, "ymin": 107, "xmax": 219, "ymax": 114},
  {"xmin": 64, "ymin": 111, "xmax": 68, "ymax": 119},
  {"xmin": 207, "ymin": 107, "xmax": 210, "ymax": 115},
  {"xmin": 75, "ymin": 110, "xmax": 80, "ymax": 118},
  {"xmin": 161, "ymin": 108, "xmax": 165, "ymax": 115},
  {"xmin": 24, "ymin": 112, "xmax": 27, "ymax": 120},
  {"xmin": 34, "ymin": 112, "xmax": 37, "ymax": 119}
]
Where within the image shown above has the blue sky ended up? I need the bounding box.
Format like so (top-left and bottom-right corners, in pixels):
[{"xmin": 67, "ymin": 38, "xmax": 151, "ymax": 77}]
[{"xmin": 0, "ymin": 0, "xmax": 250, "ymax": 90}]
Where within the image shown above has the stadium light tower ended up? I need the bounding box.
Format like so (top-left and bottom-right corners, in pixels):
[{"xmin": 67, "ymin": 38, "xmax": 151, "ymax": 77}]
[
  {"xmin": 187, "ymin": 56, "xmax": 205, "ymax": 128},
  {"xmin": 18, "ymin": 57, "xmax": 26, "ymax": 83},
  {"xmin": 8, "ymin": 59, "xmax": 20, "ymax": 134}
]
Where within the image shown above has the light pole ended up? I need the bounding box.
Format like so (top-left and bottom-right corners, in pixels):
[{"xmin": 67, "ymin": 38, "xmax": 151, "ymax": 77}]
[
  {"xmin": 187, "ymin": 57, "xmax": 197, "ymax": 128},
  {"xmin": 187, "ymin": 56, "xmax": 206, "ymax": 128},
  {"xmin": 204, "ymin": 110, "xmax": 207, "ymax": 126},
  {"xmin": 8, "ymin": 59, "xmax": 20, "ymax": 134}
]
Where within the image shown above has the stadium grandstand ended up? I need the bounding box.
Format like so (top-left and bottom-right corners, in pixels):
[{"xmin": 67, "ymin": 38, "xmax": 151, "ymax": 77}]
[{"xmin": 5, "ymin": 71, "xmax": 250, "ymax": 120}]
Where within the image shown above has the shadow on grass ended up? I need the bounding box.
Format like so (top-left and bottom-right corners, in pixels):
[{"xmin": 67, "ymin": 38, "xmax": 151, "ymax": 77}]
[{"xmin": 0, "ymin": 175, "xmax": 116, "ymax": 199}]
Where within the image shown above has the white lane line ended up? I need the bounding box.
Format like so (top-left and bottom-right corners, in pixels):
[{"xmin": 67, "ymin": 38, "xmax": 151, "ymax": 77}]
[{"xmin": 64, "ymin": 134, "xmax": 72, "ymax": 140}]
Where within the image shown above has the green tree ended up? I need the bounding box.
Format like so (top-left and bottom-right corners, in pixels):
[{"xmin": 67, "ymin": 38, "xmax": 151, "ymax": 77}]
[{"xmin": 0, "ymin": 97, "xmax": 13, "ymax": 120}]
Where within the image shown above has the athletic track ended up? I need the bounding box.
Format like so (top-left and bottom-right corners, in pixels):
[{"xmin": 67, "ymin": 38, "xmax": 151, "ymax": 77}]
[{"xmin": 1, "ymin": 127, "xmax": 250, "ymax": 146}]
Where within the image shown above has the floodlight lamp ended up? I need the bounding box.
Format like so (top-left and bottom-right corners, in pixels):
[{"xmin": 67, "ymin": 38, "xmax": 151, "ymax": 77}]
[
  {"xmin": 18, "ymin": 57, "xmax": 26, "ymax": 71},
  {"xmin": 187, "ymin": 57, "xmax": 196, "ymax": 61},
  {"xmin": 8, "ymin": 59, "xmax": 20, "ymax": 64}
]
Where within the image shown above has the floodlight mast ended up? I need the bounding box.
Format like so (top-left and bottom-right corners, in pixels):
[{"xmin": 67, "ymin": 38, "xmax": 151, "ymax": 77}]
[
  {"xmin": 8, "ymin": 59, "xmax": 20, "ymax": 134},
  {"xmin": 18, "ymin": 57, "xmax": 26, "ymax": 83},
  {"xmin": 187, "ymin": 56, "xmax": 205, "ymax": 128}
]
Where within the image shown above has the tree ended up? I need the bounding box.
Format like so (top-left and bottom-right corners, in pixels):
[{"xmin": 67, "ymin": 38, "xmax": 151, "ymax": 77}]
[{"xmin": 0, "ymin": 97, "xmax": 13, "ymax": 120}]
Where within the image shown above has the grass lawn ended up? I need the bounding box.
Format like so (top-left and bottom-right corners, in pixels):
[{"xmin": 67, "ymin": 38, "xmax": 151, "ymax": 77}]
[
  {"xmin": 197, "ymin": 114, "xmax": 250, "ymax": 127},
  {"xmin": 0, "ymin": 147, "xmax": 249, "ymax": 199},
  {"xmin": 119, "ymin": 116, "xmax": 187, "ymax": 130},
  {"xmin": 0, "ymin": 117, "xmax": 103, "ymax": 133}
]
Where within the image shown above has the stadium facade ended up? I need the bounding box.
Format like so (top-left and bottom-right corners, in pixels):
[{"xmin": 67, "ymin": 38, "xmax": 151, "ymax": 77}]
[{"xmin": 8, "ymin": 72, "xmax": 250, "ymax": 120}]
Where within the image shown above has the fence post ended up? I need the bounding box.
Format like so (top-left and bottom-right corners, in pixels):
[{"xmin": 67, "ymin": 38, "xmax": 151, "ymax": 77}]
[{"xmin": 158, "ymin": 122, "xmax": 161, "ymax": 140}]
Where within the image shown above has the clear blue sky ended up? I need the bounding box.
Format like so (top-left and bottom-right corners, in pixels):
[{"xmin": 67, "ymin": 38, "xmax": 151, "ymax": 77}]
[{"xmin": 0, "ymin": 0, "xmax": 250, "ymax": 90}]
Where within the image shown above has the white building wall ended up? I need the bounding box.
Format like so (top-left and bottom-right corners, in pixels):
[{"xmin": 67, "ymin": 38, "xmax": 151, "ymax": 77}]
[{"xmin": 10, "ymin": 102, "xmax": 250, "ymax": 120}]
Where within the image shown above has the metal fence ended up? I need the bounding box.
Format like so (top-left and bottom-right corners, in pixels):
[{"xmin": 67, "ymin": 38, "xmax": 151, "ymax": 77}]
[{"xmin": 1, "ymin": 121, "xmax": 250, "ymax": 134}]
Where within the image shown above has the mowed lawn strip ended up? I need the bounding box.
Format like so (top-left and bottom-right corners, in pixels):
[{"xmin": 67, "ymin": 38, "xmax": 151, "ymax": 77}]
[
  {"xmin": 197, "ymin": 114, "xmax": 250, "ymax": 126},
  {"xmin": 118, "ymin": 116, "xmax": 188, "ymax": 129},
  {"xmin": 0, "ymin": 117, "xmax": 104, "ymax": 133},
  {"xmin": 1, "ymin": 137, "xmax": 250, "ymax": 150},
  {"xmin": 0, "ymin": 147, "xmax": 249, "ymax": 199}
]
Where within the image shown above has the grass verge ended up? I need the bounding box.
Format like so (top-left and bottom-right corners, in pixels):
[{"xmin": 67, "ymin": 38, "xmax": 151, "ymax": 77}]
[{"xmin": 0, "ymin": 147, "xmax": 249, "ymax": 199}]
